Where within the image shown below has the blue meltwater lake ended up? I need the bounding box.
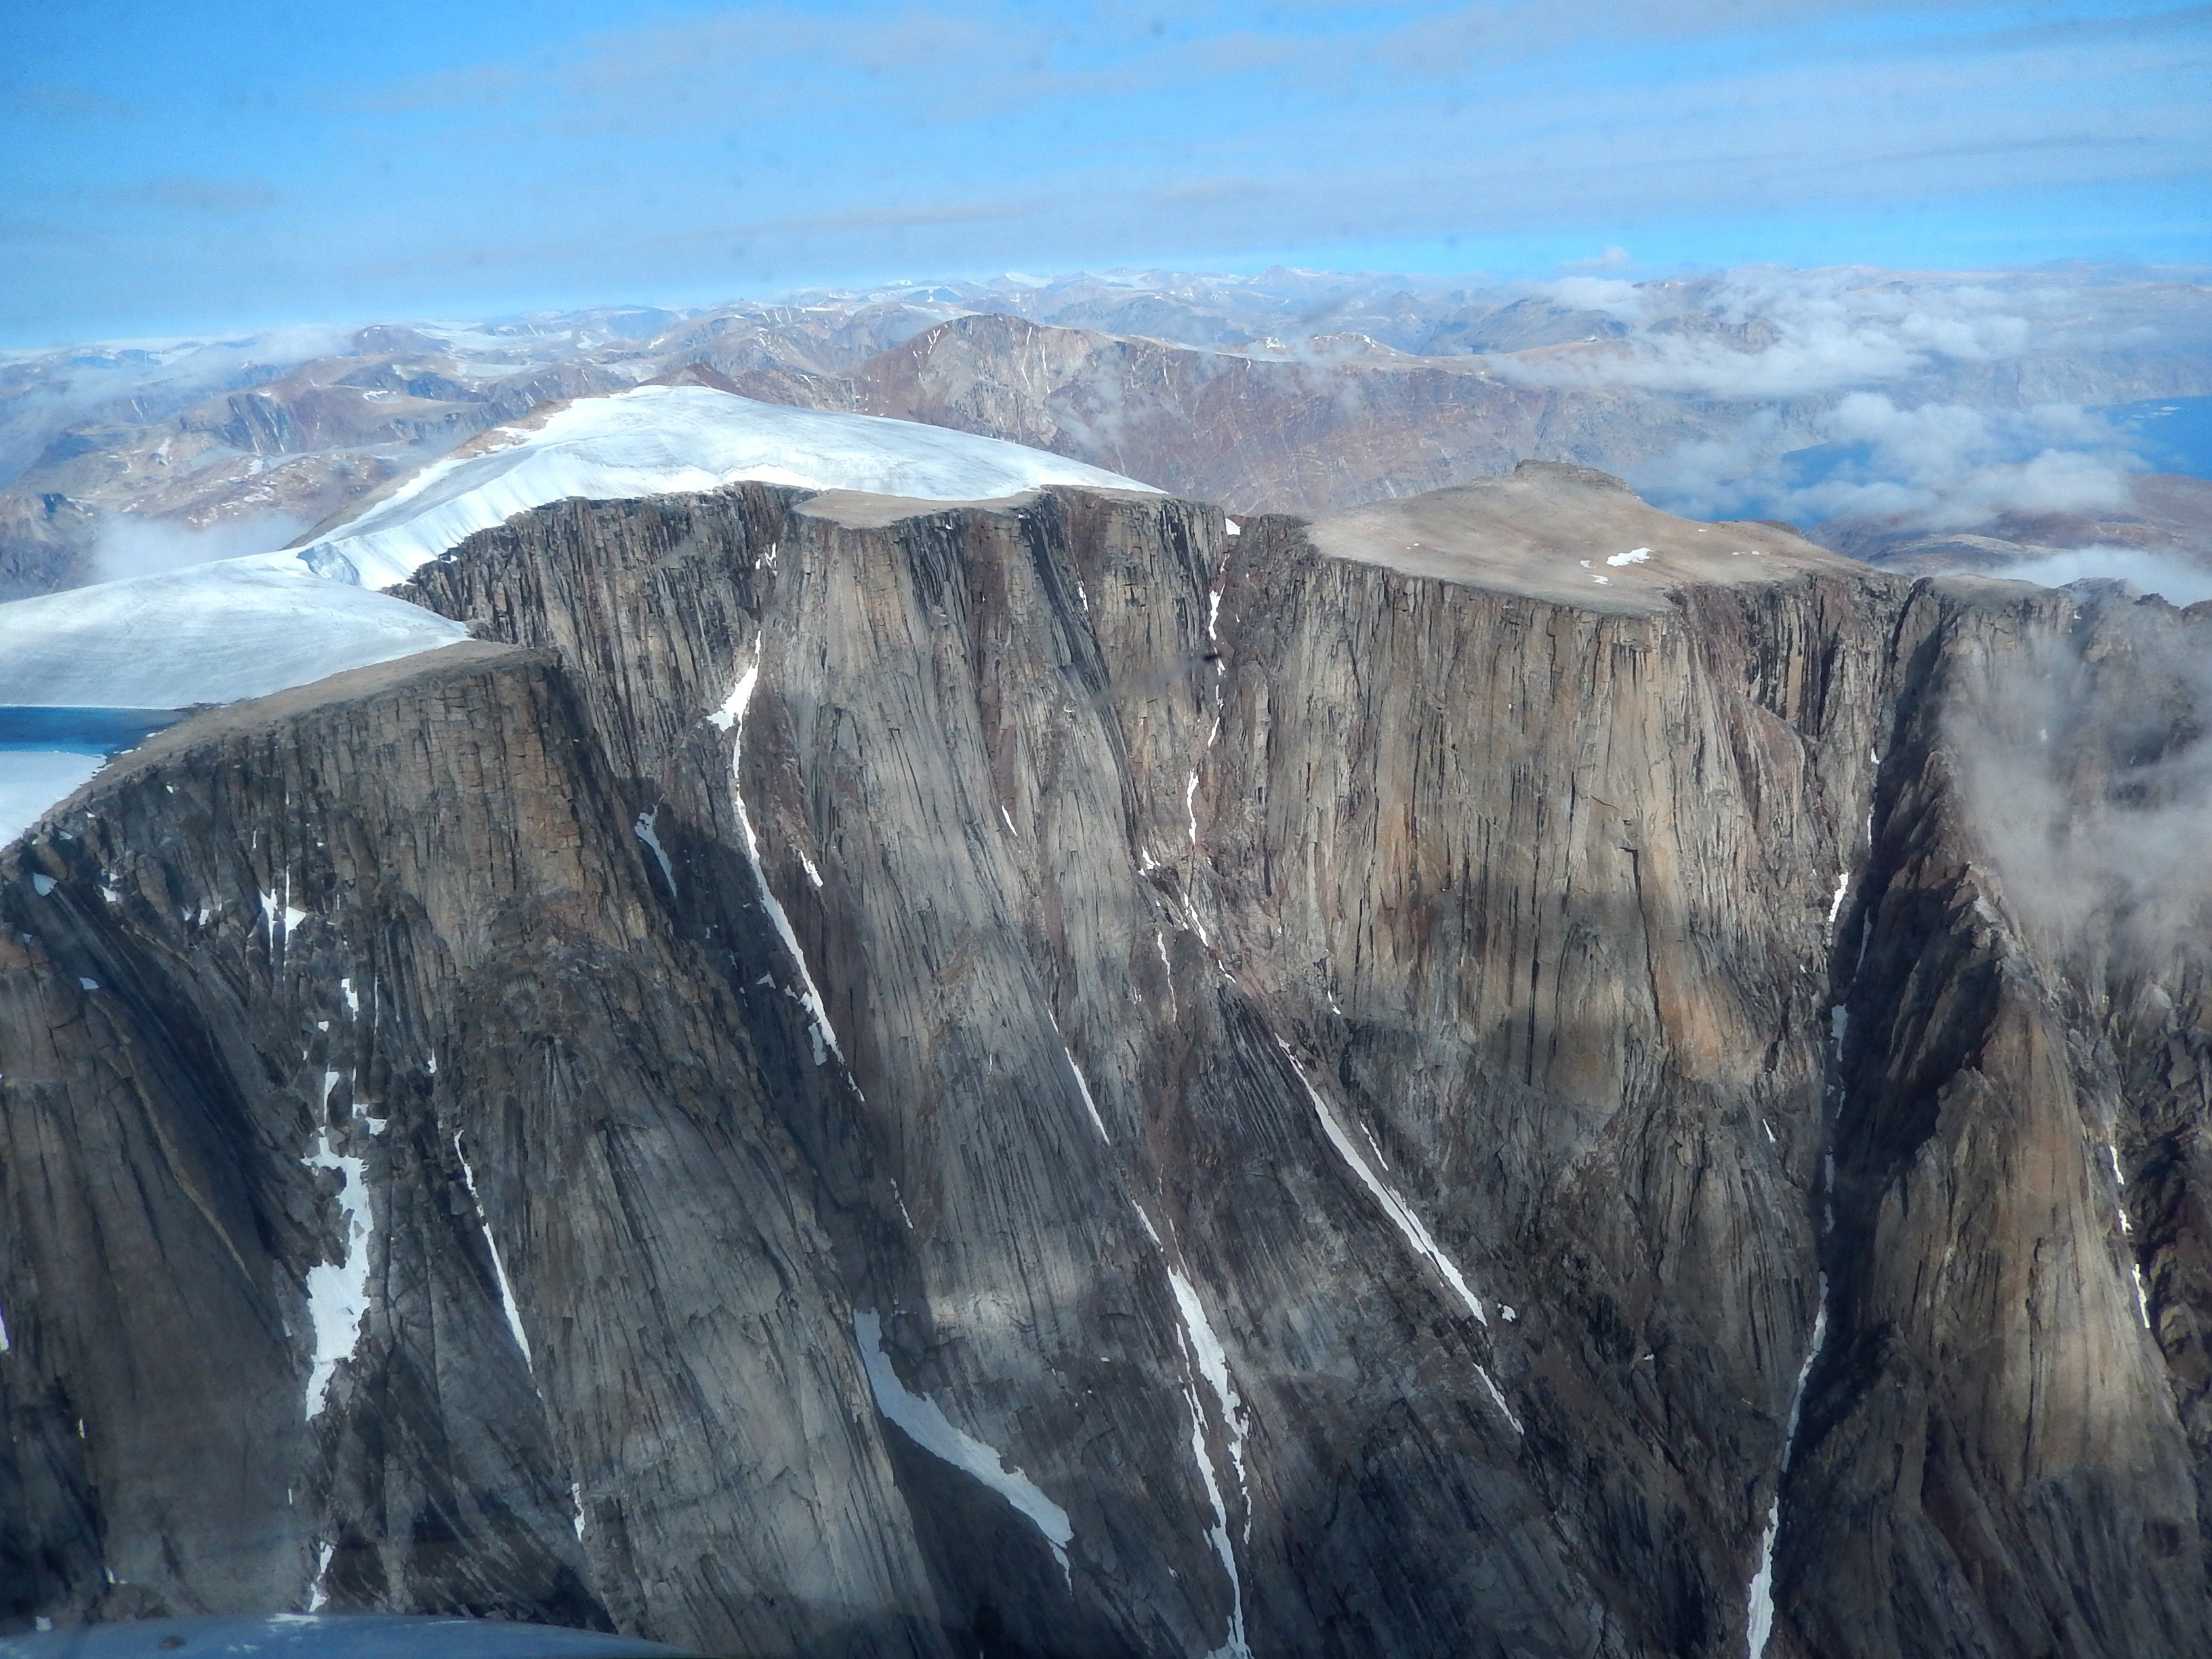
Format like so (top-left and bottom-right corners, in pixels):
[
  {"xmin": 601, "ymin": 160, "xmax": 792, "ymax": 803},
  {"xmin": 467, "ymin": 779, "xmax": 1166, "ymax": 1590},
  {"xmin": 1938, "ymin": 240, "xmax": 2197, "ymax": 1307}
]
[
  {"xmin": 0, "ymin": 708, "xmax": 192, "ymax": 847},
  {"xmin": 0, "ymin": 705, "xmax": 190, "ymax": 755}
]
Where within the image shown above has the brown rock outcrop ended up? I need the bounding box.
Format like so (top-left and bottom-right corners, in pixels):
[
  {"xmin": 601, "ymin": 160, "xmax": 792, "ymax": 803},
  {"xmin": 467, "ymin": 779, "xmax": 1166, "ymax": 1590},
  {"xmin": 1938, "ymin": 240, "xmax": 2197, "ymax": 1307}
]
[{"xmin": 3, "ymin": 462, "xmax": 2208, "ymax": 1657}]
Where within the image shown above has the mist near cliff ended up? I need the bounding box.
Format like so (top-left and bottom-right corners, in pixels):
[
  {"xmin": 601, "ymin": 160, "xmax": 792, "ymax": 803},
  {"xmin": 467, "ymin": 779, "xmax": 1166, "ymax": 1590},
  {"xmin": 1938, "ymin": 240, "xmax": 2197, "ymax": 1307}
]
[{"xmin": 1955, "ymin": 608, "xmax": 2212, "ymax": 958}]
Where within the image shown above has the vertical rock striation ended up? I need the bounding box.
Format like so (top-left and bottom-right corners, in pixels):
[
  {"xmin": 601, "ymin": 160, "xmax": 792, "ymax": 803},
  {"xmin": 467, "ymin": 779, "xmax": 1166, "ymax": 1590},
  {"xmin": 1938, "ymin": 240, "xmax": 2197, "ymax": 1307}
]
[{"xmin": 3, "ymin": 460, "xmax": 2207, "ymax": 1656}]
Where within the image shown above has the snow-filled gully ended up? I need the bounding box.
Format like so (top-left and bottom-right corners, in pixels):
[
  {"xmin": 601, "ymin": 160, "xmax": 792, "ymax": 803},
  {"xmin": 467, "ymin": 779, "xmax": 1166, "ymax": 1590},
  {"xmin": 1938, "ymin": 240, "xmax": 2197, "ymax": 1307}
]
[
  {"xmin": 711, "ymin": 653, "xmax": 842, "ymax": 1069},
  {"xmin": 853, "ymin": 1310, "xmax": 1073, "ymax": 1584},
  {"xmin": 298, "ymin": 935, "xmax": 380, "ymax": 1425},
  {"xmin": 1271, "ymin": 1038, "xmax": 1521, "ymax": 1435},
  {"xmin": 1746, "ymin": 860, "xmax": 1860, "ymax": 1655},
  {"xmin": 300, "ymin": 1124, "xmax": 371, "ymax": 1420},
  {"xmin": 455, "ymin": 1133, "xmax": 534, "ymax": 1369},
  {"xmin": 1133, "ymin": 1203, "xmax": 1253, "ymax": 1659}
]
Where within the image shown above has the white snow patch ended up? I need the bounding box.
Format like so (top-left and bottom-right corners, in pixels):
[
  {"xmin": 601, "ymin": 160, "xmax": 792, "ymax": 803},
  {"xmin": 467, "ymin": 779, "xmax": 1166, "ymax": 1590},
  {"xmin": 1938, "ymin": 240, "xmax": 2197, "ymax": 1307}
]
[
  {"xmin": 29, "ymin": 871, "xmax": 59, "ymax": 896},
  {"xmin": 77, "ymin": 977, "xmax": 98, "ymax": 991},
  {"xmin": 719, "ymin": 657, "xmax": 842, "ymax": 1064},
  {"xmin": 1054, "ymin": 1030, "xmax": 1109, "ymax": 1143},
  {"xmin": 455, "ymin": 1133, "xmax": 533, "ymax": 1369},
  {"xmin": 1746, "ymin": 1292, "xmax": 1828, "ymax": 1658},
  {"xmin": 1826, "ymin": 872, "xmax": 1849, "ymax": 934},
  {"xmin": 300, "ymin": 1127, "xmax": 372, "ymax": 1418},
  {"xmin": 0, "ymin": 1293, "xmax": 11, "ymax": 1353},
  {"xmin": 570, "ymin": 1483, "xmax": 588, "ymax": 1544},
  {"xmin": 1166, "ymin": 1264, "xmax": 1250, "ymax": 1536},
  {"xmin": 1185, "ymin": 769, "xmax": 1201, "ymax": 846},
  {"xmin": 853, "ymin": 1309, "xmax": 1072, "ymax": 1581},
  {"xmin": 307, "ymin": 1540, "xmax": 334, "ymax": 1612},
  {"xmin": 1, "ymin": 753, "xmax": 105, "ymax": 850},
  {"xmin": 0, "ymin": 554, "xmax": 468, "ymax": 710},
  {"xmin": 1223, "ymin": 518, "xmax": 1240, "ymax": 536},
  {"xmin": 798, "ymin": 851, "xmax": 824, "ymax": 889},
  {"xmin": 300, "ymin": 386, "xmax": 1160, "ymax": 589},
  {"xmin": 263, "ymin": 886, "xmax": 308, "ymax": 943},
  {"xmin": 633, "ymin": 806, "xmax": 677, "ymax": 897},
  {"xmin": 1606, "ymin": 548, "xmax": 1654, "ymax": 567},
  {"xmin": 1273, "ymin": 1039, "xmax": 1520, "ymax": 1432},
  {"xmin": 1131, "ymin": 1200, "xmax": 1252, "ymax": 1654}
]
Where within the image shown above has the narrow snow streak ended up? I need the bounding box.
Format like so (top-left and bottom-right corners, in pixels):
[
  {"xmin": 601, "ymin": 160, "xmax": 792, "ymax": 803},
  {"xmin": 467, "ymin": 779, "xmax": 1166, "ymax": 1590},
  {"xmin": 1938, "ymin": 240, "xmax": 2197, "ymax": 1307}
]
[
  {"xmin": 455, "ymin": 1134, "xmax": 533, "ymax": 1369},
  {"xmin": 853, "ymin": 1310, "xmax": 1071, "ymax": 1581},
  {"xmin": 1054, "ymin": 1032, "xmax": 1109, "ymax": 1142},
  {"xmin": 2105, "ymin": 1139, "xmax": 2152, "ymax": 1328},
  {"xmin": 1132, "ymin": 1206, "xmax": 1251, "ymax": 1658},
  {"xmin": 300, "ymin": 1129, "xmax": 371, "ymax": 1418},
  {"xmin": 716, "ymin": 658, "xmax": 842, "ymax": 1065},
  {"xmin": 307, "ymin": 1541, "xmax": 335, "ymax": 1612},
  {"xmin": 1826, "ymin": 872, "xmax": 1849, "ymax": 931},
  {"xmin": 633, "ymin": 806, "xmax": 677, "ymax": 897},
  {"xmin": 0, "ymin": 1294, "xmax": 12, "ymax": 1353},
  {"xmin": 1273, "ymin": 1040, "xmax": 1520, "ymax": 1431},
  {"xmin": 1746, "ymin": 1294, "xmax": 1828, "ymax": 1658},
  {"xmin": 1168, "ymin": 1265, "xmax": 1252, "ymax": 1539}
]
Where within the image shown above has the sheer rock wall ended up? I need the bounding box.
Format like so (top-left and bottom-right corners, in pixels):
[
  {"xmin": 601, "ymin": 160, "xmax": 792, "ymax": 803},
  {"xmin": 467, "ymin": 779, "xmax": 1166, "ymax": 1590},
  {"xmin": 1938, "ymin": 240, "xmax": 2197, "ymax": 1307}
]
[{"xmin": 3, "ymin": 472, "xmax": 2208, "ymax": 1657}]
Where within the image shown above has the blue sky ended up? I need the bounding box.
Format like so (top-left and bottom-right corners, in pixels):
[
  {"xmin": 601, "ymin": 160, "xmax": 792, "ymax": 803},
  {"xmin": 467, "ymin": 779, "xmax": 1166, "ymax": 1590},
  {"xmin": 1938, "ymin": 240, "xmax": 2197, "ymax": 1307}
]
[{"xmin": 1, "ymin": 1, "xmax": 2206, "ymax": 344}]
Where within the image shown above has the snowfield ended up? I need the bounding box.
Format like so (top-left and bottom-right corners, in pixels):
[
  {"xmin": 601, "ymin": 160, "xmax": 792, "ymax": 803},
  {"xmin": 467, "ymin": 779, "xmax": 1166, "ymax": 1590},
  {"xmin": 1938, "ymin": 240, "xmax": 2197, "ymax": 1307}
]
[
  {"xmin": 0, "ymin": 752, "xmax": 106, "ymax": 849},
  {"xmin": 1, "ymin": 384, "xmax": 1159, "ymax": 846},
  {"xmin": 301, "ymin": 384, "xmax": 1161, "ymax": 588},
  {"xmin": 0, "ymin": 554, "xmax": 469, "ymax": 710}
]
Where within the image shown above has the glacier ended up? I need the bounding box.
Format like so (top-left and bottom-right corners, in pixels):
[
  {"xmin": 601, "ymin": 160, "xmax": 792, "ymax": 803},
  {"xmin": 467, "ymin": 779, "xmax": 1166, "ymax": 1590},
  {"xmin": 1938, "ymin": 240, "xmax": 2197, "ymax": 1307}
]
[
  {"xmin": 300, "ymin": 384, "xmax": 1161, "ymax": 588},
  {"xmin": 0, "ymin": 383, "xmax": 1161, "ymax": 848},
  {"xmin": 0, "ymin": 752, "xmax": 106, "ymax": 850},
  {"xmin": 0, "ymin": 555, "xmax": 469, "ymax": 711}
]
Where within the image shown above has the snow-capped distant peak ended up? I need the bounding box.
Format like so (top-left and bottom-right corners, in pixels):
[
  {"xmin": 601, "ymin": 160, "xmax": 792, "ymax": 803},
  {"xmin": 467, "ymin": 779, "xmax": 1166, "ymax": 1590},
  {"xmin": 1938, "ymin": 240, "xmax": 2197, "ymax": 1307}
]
[{"xmin": 301, "ymin": 384, "xmax": 1160, "ymax": 588}]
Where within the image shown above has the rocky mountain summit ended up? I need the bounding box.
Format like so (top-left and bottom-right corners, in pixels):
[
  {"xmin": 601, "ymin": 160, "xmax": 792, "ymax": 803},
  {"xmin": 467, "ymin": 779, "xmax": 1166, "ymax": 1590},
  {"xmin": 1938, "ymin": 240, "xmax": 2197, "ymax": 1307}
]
[{"xmin": 2, "ymin": 455, "xmax": 2209, "ymax": 1658}]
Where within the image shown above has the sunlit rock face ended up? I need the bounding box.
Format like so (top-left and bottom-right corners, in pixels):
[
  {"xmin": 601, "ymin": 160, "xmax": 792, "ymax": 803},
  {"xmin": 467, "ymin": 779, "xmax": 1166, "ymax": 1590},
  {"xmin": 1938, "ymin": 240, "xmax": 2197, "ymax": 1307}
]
[{"xmin": 3, "ymin": 460, "xmax": 2209, "ymax": 1658}]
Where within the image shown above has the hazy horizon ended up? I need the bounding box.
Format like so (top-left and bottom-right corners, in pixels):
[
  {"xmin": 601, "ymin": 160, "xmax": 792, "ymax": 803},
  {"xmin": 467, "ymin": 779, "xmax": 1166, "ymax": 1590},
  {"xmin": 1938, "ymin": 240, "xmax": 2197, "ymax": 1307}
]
[{"xmin": 5, "ymin": 1, "xmax": 2206, "ymax": 346}]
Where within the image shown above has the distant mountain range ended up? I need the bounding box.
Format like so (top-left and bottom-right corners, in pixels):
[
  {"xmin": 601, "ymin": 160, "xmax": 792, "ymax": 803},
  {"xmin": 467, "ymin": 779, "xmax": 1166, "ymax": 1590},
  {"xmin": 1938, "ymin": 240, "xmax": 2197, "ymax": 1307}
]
[{"xmin": 5, "ymin": 264, "xmax": 2208, "ymax": 600}]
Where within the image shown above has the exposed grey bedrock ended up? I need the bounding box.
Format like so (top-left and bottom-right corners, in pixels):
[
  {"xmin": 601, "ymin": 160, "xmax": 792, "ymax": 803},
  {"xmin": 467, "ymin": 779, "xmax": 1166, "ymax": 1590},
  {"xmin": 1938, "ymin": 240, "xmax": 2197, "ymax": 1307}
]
[{"xmin": 2, "ymin": 462, "xmax": 2208, "ymax": 1658}]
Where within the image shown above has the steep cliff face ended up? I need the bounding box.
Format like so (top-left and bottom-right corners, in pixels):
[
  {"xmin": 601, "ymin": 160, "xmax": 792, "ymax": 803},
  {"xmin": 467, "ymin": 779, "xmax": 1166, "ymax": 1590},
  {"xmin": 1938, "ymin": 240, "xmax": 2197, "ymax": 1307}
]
[
  {"xmin": 0, "ymin": 645, "xmax": 942, "ymax": 1658},
  {"xmin": 3, "ymin": 462, "xmax": 2209, "ymax": 1657},
  {"xmin": 1777, "ymin": 581, "xmax": 2212, "ymax": 1658}
]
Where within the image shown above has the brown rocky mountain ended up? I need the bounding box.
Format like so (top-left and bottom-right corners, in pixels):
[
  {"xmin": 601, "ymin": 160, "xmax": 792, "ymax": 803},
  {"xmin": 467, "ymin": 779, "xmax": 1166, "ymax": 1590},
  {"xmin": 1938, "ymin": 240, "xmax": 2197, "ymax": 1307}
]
[
  {"xmin": 720, "ymin": 312, "xmax": 1746, "ymax": 516},
  {"xmin": 7, "ymin": 267, "xmax": 2207, "ymax": 600},
  {"xmin": 3, "ymin": 460, "xmax": 2207, "ymax": 1656}
]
